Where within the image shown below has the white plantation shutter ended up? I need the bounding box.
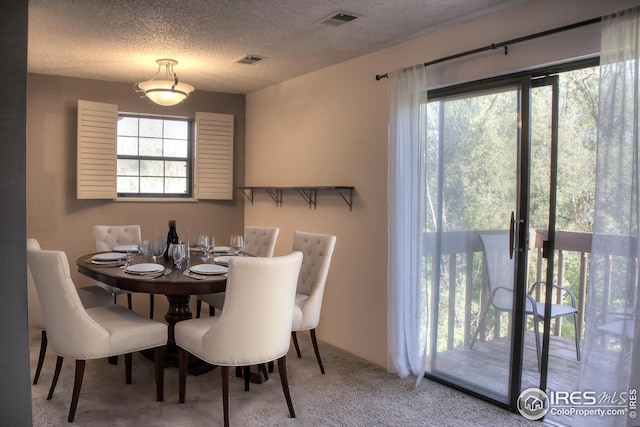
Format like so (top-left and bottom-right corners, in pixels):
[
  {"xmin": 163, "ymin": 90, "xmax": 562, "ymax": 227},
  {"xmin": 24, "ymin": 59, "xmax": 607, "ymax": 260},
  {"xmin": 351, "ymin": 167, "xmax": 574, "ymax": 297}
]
[
  {"xmin": 77, "ymin": 100, "xmax": 117, "ymax": 199},
  {"xmin": 194, "ymin": 112, "xmax": 234, "ymax": 200}
]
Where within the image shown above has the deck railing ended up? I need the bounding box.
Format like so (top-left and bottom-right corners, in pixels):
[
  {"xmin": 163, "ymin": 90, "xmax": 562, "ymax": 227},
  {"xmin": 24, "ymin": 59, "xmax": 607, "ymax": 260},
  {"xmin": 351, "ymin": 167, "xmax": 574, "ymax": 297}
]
[{"xmin": 425, "ymin": 229, "xmax": 600, "ymax": 351}]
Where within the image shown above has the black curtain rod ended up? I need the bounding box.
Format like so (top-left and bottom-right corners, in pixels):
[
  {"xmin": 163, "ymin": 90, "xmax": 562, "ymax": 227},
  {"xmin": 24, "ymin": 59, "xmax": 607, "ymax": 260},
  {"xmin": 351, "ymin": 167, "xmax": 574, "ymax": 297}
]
[{"xmin": 375, "ymin": 16, "xmax": 602, "ymax": 80}]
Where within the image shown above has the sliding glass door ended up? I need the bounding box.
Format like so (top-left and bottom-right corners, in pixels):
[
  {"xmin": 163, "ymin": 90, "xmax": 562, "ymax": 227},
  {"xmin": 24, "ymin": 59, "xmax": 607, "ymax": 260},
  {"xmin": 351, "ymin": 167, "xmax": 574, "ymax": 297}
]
[{"xmin": 422, "ymin": 61, "xmax": 598, "ymax": 414}]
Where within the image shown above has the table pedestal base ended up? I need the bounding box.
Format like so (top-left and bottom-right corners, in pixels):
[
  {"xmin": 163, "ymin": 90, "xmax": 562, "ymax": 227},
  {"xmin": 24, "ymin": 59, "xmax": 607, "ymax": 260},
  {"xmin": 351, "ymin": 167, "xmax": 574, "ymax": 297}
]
[{"xmin": 153, "ymin": 294, "xmax": 217, "ymax": 375}]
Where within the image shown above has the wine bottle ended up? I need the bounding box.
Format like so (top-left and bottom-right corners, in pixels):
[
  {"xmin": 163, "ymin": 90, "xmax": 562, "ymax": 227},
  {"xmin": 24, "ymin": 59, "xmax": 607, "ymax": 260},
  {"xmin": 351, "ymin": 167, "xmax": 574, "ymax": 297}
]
[{"xmin": 164, "ymin": 220, "xmax": 179, "ymax": 260}]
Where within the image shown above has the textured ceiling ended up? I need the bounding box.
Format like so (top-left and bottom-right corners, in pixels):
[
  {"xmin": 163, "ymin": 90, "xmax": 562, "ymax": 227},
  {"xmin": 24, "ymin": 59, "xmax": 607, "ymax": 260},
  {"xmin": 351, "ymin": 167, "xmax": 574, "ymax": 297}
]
[{"xmin": 28, "ymin": 0, "xmax": 528, "ymax": 94}]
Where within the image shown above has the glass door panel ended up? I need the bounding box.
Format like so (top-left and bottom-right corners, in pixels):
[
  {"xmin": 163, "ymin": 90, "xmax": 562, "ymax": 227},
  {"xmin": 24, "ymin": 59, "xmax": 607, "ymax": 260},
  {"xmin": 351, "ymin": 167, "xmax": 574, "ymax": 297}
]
[
  {"xmin": 527, "ymin": 68, "xmax": 599, "ymax": 425},
  {"xmin": 425, "ymin": 83, "xmax": 521, "ymax": 404}
]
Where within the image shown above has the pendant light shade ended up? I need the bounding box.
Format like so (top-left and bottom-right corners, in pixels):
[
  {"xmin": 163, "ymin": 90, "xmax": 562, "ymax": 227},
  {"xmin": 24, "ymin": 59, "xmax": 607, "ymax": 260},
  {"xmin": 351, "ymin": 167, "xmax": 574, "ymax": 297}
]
[{"xmin": 134, "ymin": 59, "xmax": 195, "ymax": 106}]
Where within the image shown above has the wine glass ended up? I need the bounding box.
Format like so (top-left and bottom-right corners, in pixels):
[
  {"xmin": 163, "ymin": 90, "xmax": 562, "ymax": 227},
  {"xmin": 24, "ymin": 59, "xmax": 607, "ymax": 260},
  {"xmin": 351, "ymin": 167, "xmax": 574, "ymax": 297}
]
[
  {"xmin": 137, "ymin": 239, "xmax": 150, "ymax": 258},
  {"xmin": 230, "ymin": 235, "xmax": 244, "ymax": 255},
  {"xmin": 171, "ymin": 243, "xmax": 186, "ymax": 269},
  {"xmin": 198, "ymin": 235, "xmax": 215, "ymax": 262},
  {"xmin": 150, "ymin": 237, "xmax": 165, "ymax": 263},
  {"xmin": 198, "ymin": 235, "xmax": 209, "ymax": 261}
]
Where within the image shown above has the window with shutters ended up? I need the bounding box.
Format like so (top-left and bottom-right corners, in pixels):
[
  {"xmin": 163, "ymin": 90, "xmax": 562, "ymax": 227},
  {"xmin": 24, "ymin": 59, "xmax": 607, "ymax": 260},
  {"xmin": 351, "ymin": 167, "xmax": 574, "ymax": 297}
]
[
  {"xmin": 77, "ymin": 100, "xmax": 234, "ymax": 201},
  {"xmin": 117, "ymin": 114, "xmax": 192, "ymax": 197}
]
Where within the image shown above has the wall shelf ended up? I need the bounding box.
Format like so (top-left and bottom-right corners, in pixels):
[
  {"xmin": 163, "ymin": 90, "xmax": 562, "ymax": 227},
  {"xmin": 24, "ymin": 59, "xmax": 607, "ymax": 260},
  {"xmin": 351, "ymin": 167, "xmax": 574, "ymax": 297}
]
[{"xmin": 237, "ymin": 186, "xmax": 355, "ymax": 211}]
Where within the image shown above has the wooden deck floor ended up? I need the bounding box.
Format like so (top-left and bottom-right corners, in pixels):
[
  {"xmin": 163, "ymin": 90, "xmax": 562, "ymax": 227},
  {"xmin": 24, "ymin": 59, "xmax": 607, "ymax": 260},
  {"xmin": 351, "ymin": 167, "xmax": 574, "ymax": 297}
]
[{"xmin": 430, "ymin": 332, "xmax": 622, "ymax": 426}]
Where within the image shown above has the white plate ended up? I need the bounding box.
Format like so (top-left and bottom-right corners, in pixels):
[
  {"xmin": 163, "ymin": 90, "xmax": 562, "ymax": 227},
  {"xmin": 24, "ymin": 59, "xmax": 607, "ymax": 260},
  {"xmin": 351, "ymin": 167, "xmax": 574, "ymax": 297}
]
[
  {"xmin": 113, "ymin": 244, "xmax": 139, "ymax": 253},
  {"xmin": 124, "ymin": 263, "xmax": 164, "ymax": 274},
  {"xmin": 190, "ymin": 264, "xmax": 228, "ymax": 275},
  {"xmin": 93, "ymin": 252, "xmax": 127, "ymax": 261},
  {"xmin": 214, "ymin": 246, "xmax": 232, "ymax": 253},
  {"xmin": 213, "ymin": 256, "xmax": 232, "ymax": 265},
  {"xmin": 90, "ymin": 259, "xmax": 124, "ymax": 265}
]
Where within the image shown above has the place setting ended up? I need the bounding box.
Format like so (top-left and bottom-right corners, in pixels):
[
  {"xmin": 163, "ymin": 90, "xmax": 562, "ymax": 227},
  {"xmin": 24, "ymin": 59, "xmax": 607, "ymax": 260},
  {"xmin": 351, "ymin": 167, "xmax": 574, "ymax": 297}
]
[
  {"xmin": 184, "ymin": 262, "xmax": 228, "ymax": 280},
  {"xmin": 88, "ymin": 251, "xmax": 128, "ymax": 267},
  {"xmin": 212, "ymin": 234, "xmax": 250, "ymax": 266},
  {"xmin": 124, "ymin": 263, "xmax": 171, "ymax": 279}
]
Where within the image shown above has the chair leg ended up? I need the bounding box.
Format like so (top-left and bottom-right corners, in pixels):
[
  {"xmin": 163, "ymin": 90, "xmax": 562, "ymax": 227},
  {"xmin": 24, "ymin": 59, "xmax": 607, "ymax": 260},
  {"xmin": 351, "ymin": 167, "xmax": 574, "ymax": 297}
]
[
  {"xmin": 155, "ymin": 346, "xmax": 165, "ymax": 402},
  {"xmin": 277, "ymin": 356, "xmax": 296, "ymax": 419},
  {"xmin": 243, "ymin": 366, "xmax": 250, "ymax": 391},
  {"xmin": 127, "ymin": 293, "xmax": 133, "ymax": 310},
  {"xmin": 469, "ymin": 302, "xmax": 489, "ymax": 349},
  {"xmin": 291, "ymin": 332, "xmax": 301, "ymax": 358},
  {"xmin": 125, "ymin": 353, "xmax": 132, "ymax": 384},
  {"xmin": 178, "ymin": 347, "xmax": 188, "ymax": 403},
  {"xmin": 310, "ymin": 329, "xmax": 325, "ymax": 374},
  {"xmin": 268, "ymin": 360, "xmax": 274, "ymax": 373},
  {"xmin": 108, "ymin": 356, "xmax": 118, "ymax": 365},
  {"xmin": 149, "ymin": 294, "xmax": 155, "ymax": 319},
  {"xmin": 33, "ymin": 330, "xmax": 47, "ymax": 385},
  {"xmin": 209, "ymin": 306, "xmax": 216, "ymax": 317},
  {"xmin": 196, "ymin": 299, "xmax": 202, "ymax": 318},
  {"xmin": 221, "ymin": 366, "xmax": 230, "ymax": 427},
  {"xmin": 533, "ymin": 316, "xmax": 541, "ymax": 372},
  {"xmin": 258, "ymin": 363, "xmax": 269, "ymax": 381},
  {"xmin": 68, "ymin": 360, "xmax": 86, "ymax": 423},
  {"xmin": 48, "ymin": 356, "xmax": 64, "ymax": 400},
  {"xmin": 573, "ymin": 312, "xmax": 581, "ymax": 361}
]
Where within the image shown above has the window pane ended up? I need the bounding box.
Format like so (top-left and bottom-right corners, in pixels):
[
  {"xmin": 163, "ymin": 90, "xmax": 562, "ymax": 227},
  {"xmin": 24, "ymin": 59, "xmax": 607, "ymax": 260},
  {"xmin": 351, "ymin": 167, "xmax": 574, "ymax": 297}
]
[
  {"xmin": 117, "ymin": 136, "xmax": 138, "ymax": 156},
  {"xmin": 118, "ymin": 117, "xmax": 138, "ymax": 136},
  {"xmin": 117, "ymin": 177, "xmax": 139, "ymax": 192},
  {"xmin": 139, "ymin": 118, "xmax": 163, "ymax": 137},
  {"xmin": 164, "ymin": 120, "xmax": 188, "ymax": 139},
  {"xmin": 165, "ymin": 139, "xmax": 188, "ymax": 158},
  {"xmin": 118, "ymin": 159, "xmax": 139, "ymax": 176},
  {"xmin": 140, "ymin": 177, "xmax": 164, "ymax": 193},
  {"xmin": 165, "ymin": 161, "xmax": 187, "ymax": 177},
  {"xmin": 139, "ymin": 137, "xmax": 163, "ymax": 157},
  {"xmin": 165, "ymin": 177, "xmax": 187, "ymax": 193},
  {"xmin": 117, "ymin": 114, "xmax": 192, "ymax": 196},
  {"xmin": 140, "ymin": 160, "xmax": 164, "ymax": 176}
]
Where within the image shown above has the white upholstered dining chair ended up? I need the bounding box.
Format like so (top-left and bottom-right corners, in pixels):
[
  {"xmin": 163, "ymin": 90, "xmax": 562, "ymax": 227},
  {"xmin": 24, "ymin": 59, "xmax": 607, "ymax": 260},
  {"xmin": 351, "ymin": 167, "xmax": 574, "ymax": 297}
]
[
  {"xmin": 196, "ymin": 226, "xmax": 279, "ymax": 317},
  {"xmin": 176, "ymin": 252, "xmax": 303, "ymax": 427},
  {"xmin": 27, "ymin": 246, "xmax": 167, "ymax": 423},
  {"xmin": 290, "ymin": 231, "xmax": 337, "ymax": 374},
  {"xmin": 94, "ymin": 225, "xmax": 156, "ymax": 318},
  {"xmin": 27, "ymin": 238, "xmax": 113, "ymax": 385}
]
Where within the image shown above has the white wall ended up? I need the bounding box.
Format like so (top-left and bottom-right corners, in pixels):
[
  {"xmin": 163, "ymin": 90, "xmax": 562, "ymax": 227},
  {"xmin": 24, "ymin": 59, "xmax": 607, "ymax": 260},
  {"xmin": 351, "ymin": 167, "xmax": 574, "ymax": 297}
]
[{"xmin": 245, "ymin": 0, "xmax": 638, "ymax": 368}]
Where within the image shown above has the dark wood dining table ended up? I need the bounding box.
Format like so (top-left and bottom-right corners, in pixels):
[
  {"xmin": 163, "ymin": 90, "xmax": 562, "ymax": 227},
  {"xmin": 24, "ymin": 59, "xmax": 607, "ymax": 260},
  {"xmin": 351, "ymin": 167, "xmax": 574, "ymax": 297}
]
[{"xmin": 76, "ymin": 251, "xmax": 227, "ymax": 374}]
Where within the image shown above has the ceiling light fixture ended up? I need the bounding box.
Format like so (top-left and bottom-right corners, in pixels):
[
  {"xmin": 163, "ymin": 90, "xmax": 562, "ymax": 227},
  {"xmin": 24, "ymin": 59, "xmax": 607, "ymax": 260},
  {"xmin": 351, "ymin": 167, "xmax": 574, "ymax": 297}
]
[{"xmin": 134, "ymin": 59, "xmax": 195, "ymax": 106}]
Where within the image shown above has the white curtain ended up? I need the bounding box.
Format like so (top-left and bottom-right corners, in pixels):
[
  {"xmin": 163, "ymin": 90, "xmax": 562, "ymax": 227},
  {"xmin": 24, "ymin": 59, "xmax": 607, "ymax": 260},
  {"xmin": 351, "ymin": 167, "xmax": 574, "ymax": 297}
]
[
  {"xmin": 387, "ymin": 64, "xmax": 429, "ymax": 382},
  {"xmin": 577, "ymin": 7, "xmax": 640, "ymax": 427}
]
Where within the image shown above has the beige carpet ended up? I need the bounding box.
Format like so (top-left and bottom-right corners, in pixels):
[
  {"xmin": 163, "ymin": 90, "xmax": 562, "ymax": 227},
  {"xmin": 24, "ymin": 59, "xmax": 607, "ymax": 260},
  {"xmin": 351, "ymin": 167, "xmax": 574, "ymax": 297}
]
[{"xmin": 29, "ymin": 329, "xmax": 544, "ymax": 426}]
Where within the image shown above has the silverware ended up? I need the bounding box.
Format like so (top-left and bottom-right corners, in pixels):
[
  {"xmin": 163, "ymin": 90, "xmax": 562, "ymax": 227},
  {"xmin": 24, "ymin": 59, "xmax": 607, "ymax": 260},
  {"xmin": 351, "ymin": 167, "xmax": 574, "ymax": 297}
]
[
  {"xmin": 184, "ymin": 270, "xmax": 206, "ymax": 280},
  {"xmin": 150, "ymin": 268, "xmax": 172, "ymax": 279}
]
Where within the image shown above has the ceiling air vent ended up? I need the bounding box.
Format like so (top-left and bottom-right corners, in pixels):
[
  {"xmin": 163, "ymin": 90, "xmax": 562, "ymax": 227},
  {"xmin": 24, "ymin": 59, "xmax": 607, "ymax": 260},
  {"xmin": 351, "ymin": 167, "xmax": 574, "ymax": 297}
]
[
  {"xmin": 234, "ymin": 55, "xmax": 266, "ymax": 65},
  {"xmin": 316, "ymin": 11, "xmax": 361, "ymax": 27}
]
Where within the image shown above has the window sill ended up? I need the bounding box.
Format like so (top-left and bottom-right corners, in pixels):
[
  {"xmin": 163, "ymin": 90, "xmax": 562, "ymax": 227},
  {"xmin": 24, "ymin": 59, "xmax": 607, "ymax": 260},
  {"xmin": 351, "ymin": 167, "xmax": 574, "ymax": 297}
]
[{"xmin": 115, "ymin": 197, "xmax": 198, "ymax": 203}]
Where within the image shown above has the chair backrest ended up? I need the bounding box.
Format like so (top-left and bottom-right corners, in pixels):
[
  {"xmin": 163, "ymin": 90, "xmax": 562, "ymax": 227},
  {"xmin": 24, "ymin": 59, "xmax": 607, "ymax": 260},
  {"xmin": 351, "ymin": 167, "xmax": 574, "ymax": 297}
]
[
  {"xmin": 202, "ymin": 252, "xmax": 303, "ymax": 364},
  {"xmin": 293, "ymin": 231, "xmax": 336, "ymax": 297},
  {"xmin": 243, "ymin": 226, "xmax": 279, "ymax": 257},
  {"xmin": 27, "ymin": 248, "xmax": 110, "ymax": 358},
  {"xmin": 291, "ymin": 231, "xmax": 336, "ymax": 330},
  {"xmin": 480, "ymin": 233, "xmax": 515, "ymax": 312},
  {"xmin": 27, "ymin": 238, "xmax": 45, "ymax": 330},
  {"xmin": 94, "ymin": 225, "xmax": 142, "ymax": 251}
]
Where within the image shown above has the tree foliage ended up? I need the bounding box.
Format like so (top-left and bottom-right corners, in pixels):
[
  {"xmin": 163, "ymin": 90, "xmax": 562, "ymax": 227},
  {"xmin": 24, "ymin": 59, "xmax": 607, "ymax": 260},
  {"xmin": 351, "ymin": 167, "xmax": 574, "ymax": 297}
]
[{"xmin": 425, "ymin": 66, "xmax": 599, "ymax": 351}]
